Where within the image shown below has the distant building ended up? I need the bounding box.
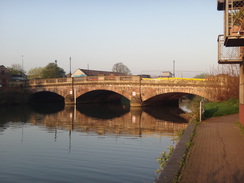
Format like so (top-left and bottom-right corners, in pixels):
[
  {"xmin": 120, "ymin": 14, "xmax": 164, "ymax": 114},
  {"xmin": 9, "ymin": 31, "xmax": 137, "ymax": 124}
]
[
  {"xmin": 159, "ymin": 71, "xmax": 173, "ymax": 78},
  {"xmin": 66, "ymin": 73, "xmax": 72, "ymax": 78},
  {"xmin": 71, "ymin": 69, "xmax": 126, "ymax": 77},
  {"xmin": 137, "ymin": 74, "xmax": 151, "ymax": 78},
  {"xmin": 11, "ymin": 74, "xmax": 27, "ymax": 81},
  {"xmin": 0, "ymin": 65, "xmax": 11, "ymax": 87}
]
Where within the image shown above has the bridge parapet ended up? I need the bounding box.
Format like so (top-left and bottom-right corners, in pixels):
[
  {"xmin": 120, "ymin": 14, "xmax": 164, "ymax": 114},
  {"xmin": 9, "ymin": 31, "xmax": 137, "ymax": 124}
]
[
  {"xmin": 27, "ymin": 76, "xmax": 141, "ymax": 86},
  {"xmin": 141, "ymin": 78, "xmax": 222, "ymax": 87},
  {"xmin": 26, "ymin": 76, "xmax": 225, "ymax": 87}
]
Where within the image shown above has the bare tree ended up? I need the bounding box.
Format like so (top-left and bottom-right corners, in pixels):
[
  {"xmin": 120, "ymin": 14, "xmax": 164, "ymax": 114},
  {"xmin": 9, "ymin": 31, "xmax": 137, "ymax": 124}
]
[
  {"xmin": 112, "ymin": 62, "xmax": 131, "ymax": 75},
  {"xmin": 7, "ymin": 64, "xmax": 25, "ymax": 76},
  {"xmin": 209, "ymin": 64, "xmax": 239, "ymax": 100}
]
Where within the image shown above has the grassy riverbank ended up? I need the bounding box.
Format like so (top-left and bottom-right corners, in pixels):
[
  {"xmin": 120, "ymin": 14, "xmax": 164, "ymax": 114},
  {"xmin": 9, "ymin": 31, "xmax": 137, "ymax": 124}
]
[
  {"xmin": 0, "ymin": 88, "xmax": 31, "ymax": 105},
  {"xmin": 204, "ymin": 98, "xmax": 239, "ymax": 118},
  {"xmin": 156, "ymin": 98, "xmax": 239, "ymax": 182}
]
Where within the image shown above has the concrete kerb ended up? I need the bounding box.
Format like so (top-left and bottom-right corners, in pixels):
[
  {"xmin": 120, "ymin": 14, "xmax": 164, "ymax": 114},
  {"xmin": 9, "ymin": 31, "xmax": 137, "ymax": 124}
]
[{"xmin": 155, "ymin": 123, "xmax": 196, "ymax": 183}]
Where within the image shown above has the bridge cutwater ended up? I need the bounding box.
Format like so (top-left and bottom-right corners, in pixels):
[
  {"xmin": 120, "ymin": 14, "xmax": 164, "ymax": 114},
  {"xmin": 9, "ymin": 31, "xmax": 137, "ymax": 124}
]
[{"xmin": 25, "ymin": 76, "xmax": 228, "ymax": 106}]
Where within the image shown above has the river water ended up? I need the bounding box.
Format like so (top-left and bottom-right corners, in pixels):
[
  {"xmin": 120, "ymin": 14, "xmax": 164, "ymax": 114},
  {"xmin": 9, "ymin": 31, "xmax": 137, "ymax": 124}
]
[{"xmin": 0, "ymin": 104, "xmax": 188, "ymax": 183}]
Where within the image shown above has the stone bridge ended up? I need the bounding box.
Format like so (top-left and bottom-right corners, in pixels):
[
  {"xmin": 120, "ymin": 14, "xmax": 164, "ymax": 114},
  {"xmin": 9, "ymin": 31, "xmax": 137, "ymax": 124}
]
[{"xmin": 26, "ymin": 76, "xmax": 227, "ymax": 106}]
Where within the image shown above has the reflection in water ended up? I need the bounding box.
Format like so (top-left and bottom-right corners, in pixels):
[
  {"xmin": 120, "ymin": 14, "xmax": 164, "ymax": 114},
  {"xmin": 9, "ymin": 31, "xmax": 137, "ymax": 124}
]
[
  {"xmin": 39, "ymin": 104, "xmax": 187, "ymax": 136},
  {"xmin": 143, "ymin": 106, "xmax": 188, "ymax": 123},
  {"xmin": 76, "ymin": 103, "xmax": 130, "ymax": 119},
  {"xmin": 30, "ymin": 103, "xmax": 65, "ymax": 114},
  {"xmin": 0, "ymin": 104, "xmax": 188, "ymax": 183},
  {"xmin": 0, "ymin": 104, "xmax": 188, "ymax": 137},
  {"xmin": 0, "ymin": 106, "xmax": 31, "ymax": 125}
]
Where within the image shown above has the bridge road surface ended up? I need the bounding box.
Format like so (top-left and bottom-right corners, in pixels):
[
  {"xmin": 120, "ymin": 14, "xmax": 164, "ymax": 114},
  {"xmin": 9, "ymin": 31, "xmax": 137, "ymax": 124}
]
[{"xmin": 179, "ymin": 114, "xmax": 244, "ymax": 183}]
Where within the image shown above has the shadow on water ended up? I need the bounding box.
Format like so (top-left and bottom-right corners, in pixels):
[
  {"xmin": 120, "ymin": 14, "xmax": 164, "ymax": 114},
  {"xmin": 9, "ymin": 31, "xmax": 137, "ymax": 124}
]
[
  {"xmin": 0, "ymin": 103, "xmax": 65, "ymax": 127},
  {"xmin": 29, "ymin": 103, "xmax": 65, "ymax": 114},
  {"xmin": 0, "ymin": 105, "xmax": 32, "ymax": 125},
  {"xmin": 143, "ymin": 105, "xmax": 188, "ymax": 123},
  {"xmin": 76, "ymin": 103, "xmax": 130, "ymax": 119}
]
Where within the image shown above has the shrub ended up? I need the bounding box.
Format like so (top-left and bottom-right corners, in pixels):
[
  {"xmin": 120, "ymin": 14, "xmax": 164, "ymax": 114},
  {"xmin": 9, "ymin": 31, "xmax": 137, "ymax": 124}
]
[{"xmin": 204, "ymin": 98, "xmax": 239, "ymax": 118}]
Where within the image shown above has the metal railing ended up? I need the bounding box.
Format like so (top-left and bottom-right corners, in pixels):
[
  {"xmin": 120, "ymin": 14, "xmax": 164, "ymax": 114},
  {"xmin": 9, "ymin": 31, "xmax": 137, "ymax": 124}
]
[
  {"xmin": 218, "ymin": 35, "xmax": 243, "ymax": 63},
  {"xmin": 223, "ymin": 0, "xmax": 244, "ymax": 46},
  {"xmin": 225, "ymin": 0, "xmax": 244, "ymax": 35}
]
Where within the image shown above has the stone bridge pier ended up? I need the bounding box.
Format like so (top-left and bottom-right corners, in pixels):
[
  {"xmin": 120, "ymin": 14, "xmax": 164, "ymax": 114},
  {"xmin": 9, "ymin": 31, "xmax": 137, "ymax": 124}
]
[
  {"xmin": 65, "ymin": 94, "xmax": 75, "ymax": 105},
  {"xmin": 130, "ymin": 92, "xmax": 143, "ymax": 107}
]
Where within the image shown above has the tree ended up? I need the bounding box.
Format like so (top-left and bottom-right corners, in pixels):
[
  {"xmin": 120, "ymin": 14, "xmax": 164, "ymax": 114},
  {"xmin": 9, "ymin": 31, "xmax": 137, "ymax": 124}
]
[
  {"xmin": 210, "ymin": 65, "xmax": 239, "ymax": 100},
  {"xmin": 112, "ymin": 62, "xmax": 131, "ymax": 75},
  {"xmin": 193, "ymin": 73, "xmax": 210, "ymax": 79},
  {"xmin": 27, "ymin": 67, "xmax": 44, "ymax": 79},
  {"xmin": 41, "ymin": 63, "xmax": 65, "ymax": 78},
  {"xmin": 7, "ymin": 64, "xmax": 25, "ymax": 76}
]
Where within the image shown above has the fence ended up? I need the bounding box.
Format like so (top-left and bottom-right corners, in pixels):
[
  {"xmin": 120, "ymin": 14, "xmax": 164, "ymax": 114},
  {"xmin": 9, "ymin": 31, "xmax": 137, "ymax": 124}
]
[{"xmin": 218, "ymin": 35, "xmax": 243, "ymax": 63}]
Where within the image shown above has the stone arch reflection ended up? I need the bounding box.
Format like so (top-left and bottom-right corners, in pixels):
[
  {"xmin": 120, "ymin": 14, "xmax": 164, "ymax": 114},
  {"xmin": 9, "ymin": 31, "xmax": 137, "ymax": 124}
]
[
  {"xmin": 76, "ymin": 103, "xmax": 130, "ymax": 119},
  {"xmin": 1, "ymin": 104, "xmax": 188, "ymax": 153},
  {"xmin": 27, "ymin": 105, "xmax": 188, "ymax": 137}
]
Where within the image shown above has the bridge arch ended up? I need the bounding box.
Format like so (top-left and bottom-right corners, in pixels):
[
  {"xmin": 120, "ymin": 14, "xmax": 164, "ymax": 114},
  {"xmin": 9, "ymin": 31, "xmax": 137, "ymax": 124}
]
[
  {"xmin": 141, "ymin": 86, "xmax": 217, "ymax": 104},
  {"xmin": 76, "ymin": 89, "xmax": 130, "ymax": 105},
  {"xmin": 143, "ymin": 92, "xmax": 187, "ymax": 106},
  {"xmin": 29, "ymin": 91, "xmax": 65, "ymax": 103}
]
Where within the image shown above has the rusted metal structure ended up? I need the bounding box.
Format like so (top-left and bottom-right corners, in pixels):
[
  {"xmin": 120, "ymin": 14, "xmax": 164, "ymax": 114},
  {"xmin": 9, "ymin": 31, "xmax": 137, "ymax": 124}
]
[
  {"xmin": 217, "ymin": 0, "xmax": 244, "ymax": 125},
  {"xmin": 218, "ymin": 35, "xmax": 243, "ymax": 63},
  {"xmin": 218, "ymin": 0, "xmax": 244, "ymax": 46}
]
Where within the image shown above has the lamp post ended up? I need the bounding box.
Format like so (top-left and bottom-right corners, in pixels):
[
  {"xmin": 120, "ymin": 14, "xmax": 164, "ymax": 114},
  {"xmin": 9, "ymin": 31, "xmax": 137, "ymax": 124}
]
[
  {"xmin": 69, "ymin": 57, "xmax": 71, "ymax": 76},
  {"xmin": 21, "ymin": 55, "xmax": 24, "ymax": 77}
]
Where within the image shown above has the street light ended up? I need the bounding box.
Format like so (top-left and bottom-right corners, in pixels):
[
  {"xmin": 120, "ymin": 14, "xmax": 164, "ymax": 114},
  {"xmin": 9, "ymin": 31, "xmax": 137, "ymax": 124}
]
[
  {"xmin": 21, "ymin": 55, "xmax": 24, "ymax": 77},
  {"xmin": 70, "ymin": 57, "xmax": 72, "ymax": 76}
]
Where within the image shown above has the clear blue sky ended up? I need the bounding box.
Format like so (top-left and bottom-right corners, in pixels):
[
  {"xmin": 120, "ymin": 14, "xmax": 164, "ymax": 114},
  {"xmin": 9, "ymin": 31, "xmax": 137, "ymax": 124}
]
[{"xmin": 0, "ymin": 0, "xmax": 223, "ymax": 77}]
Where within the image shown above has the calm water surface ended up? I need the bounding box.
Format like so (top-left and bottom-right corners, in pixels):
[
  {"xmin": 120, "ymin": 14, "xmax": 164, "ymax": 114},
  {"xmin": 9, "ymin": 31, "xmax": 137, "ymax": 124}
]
[{"xmin": 0, "ymin": 104, "xmax": 187, "ymax": 183}]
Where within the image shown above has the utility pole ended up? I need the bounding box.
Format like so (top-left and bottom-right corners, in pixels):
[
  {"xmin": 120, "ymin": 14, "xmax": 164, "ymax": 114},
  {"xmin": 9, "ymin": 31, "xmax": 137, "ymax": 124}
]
[
  {"xmin": 69, "ymin": 57, "xmax": 72, "ymax": 75},
  {"xmin": 21, "ymin": 55, "xmax": 24, "ymax": 77},
  {"xmin": 173, "ymin": 60, "xmax": 175, "ymax": 77}
]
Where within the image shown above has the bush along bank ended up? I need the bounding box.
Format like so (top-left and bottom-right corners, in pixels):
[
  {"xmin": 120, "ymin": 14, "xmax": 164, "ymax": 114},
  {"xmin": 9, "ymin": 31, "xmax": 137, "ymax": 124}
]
[
  {"xmin": 182, "ymin": 97, "xmax": 239, "ymax": 121},
  {"xmin": 204, "ymin": 98, "xmax": 239, "ymax": 118},
  {"xmin": 155, "ymin": 97, "xmax": 239, "ymax": 182},
  {"xmin": 0, "ymin": 88, "xmax": 31, "ymax": 105}
]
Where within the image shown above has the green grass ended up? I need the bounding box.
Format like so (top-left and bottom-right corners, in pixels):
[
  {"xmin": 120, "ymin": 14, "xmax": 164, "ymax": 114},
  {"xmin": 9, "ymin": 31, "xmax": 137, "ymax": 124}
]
[
  {"xmin": 236, "ymin": 121, "xmax": 244, "ymax": 134},
  {"xmin": 204, "ymin": 98, "xmax": 239, "ymax": 118}
]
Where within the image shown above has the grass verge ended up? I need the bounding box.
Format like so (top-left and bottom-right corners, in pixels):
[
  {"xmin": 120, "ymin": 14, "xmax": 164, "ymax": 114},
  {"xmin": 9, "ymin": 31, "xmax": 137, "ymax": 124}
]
[
  {"xmin": 236, "ymin": 121, "xmax": 244, "ymax": 134},
  {"xmin": 204, "ymin": 98, "xmax": 239, "ymax": 118}
]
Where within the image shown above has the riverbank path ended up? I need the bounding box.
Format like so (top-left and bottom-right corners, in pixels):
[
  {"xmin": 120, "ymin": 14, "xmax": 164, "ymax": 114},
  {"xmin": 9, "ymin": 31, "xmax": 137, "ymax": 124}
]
[{"xmin": 179, "ymin": 113, "xmax": 244, "ymax": 183}]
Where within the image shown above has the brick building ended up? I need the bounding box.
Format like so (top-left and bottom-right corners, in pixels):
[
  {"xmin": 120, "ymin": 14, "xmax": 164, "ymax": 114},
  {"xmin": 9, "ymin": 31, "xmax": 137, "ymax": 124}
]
[
  {"xmin": 0, "ymin": 65, "xmax": 11, "ymax": 87},
  {"xmin": 217, "ymin": 0, "xmax": 244, "ymax": 126}
]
